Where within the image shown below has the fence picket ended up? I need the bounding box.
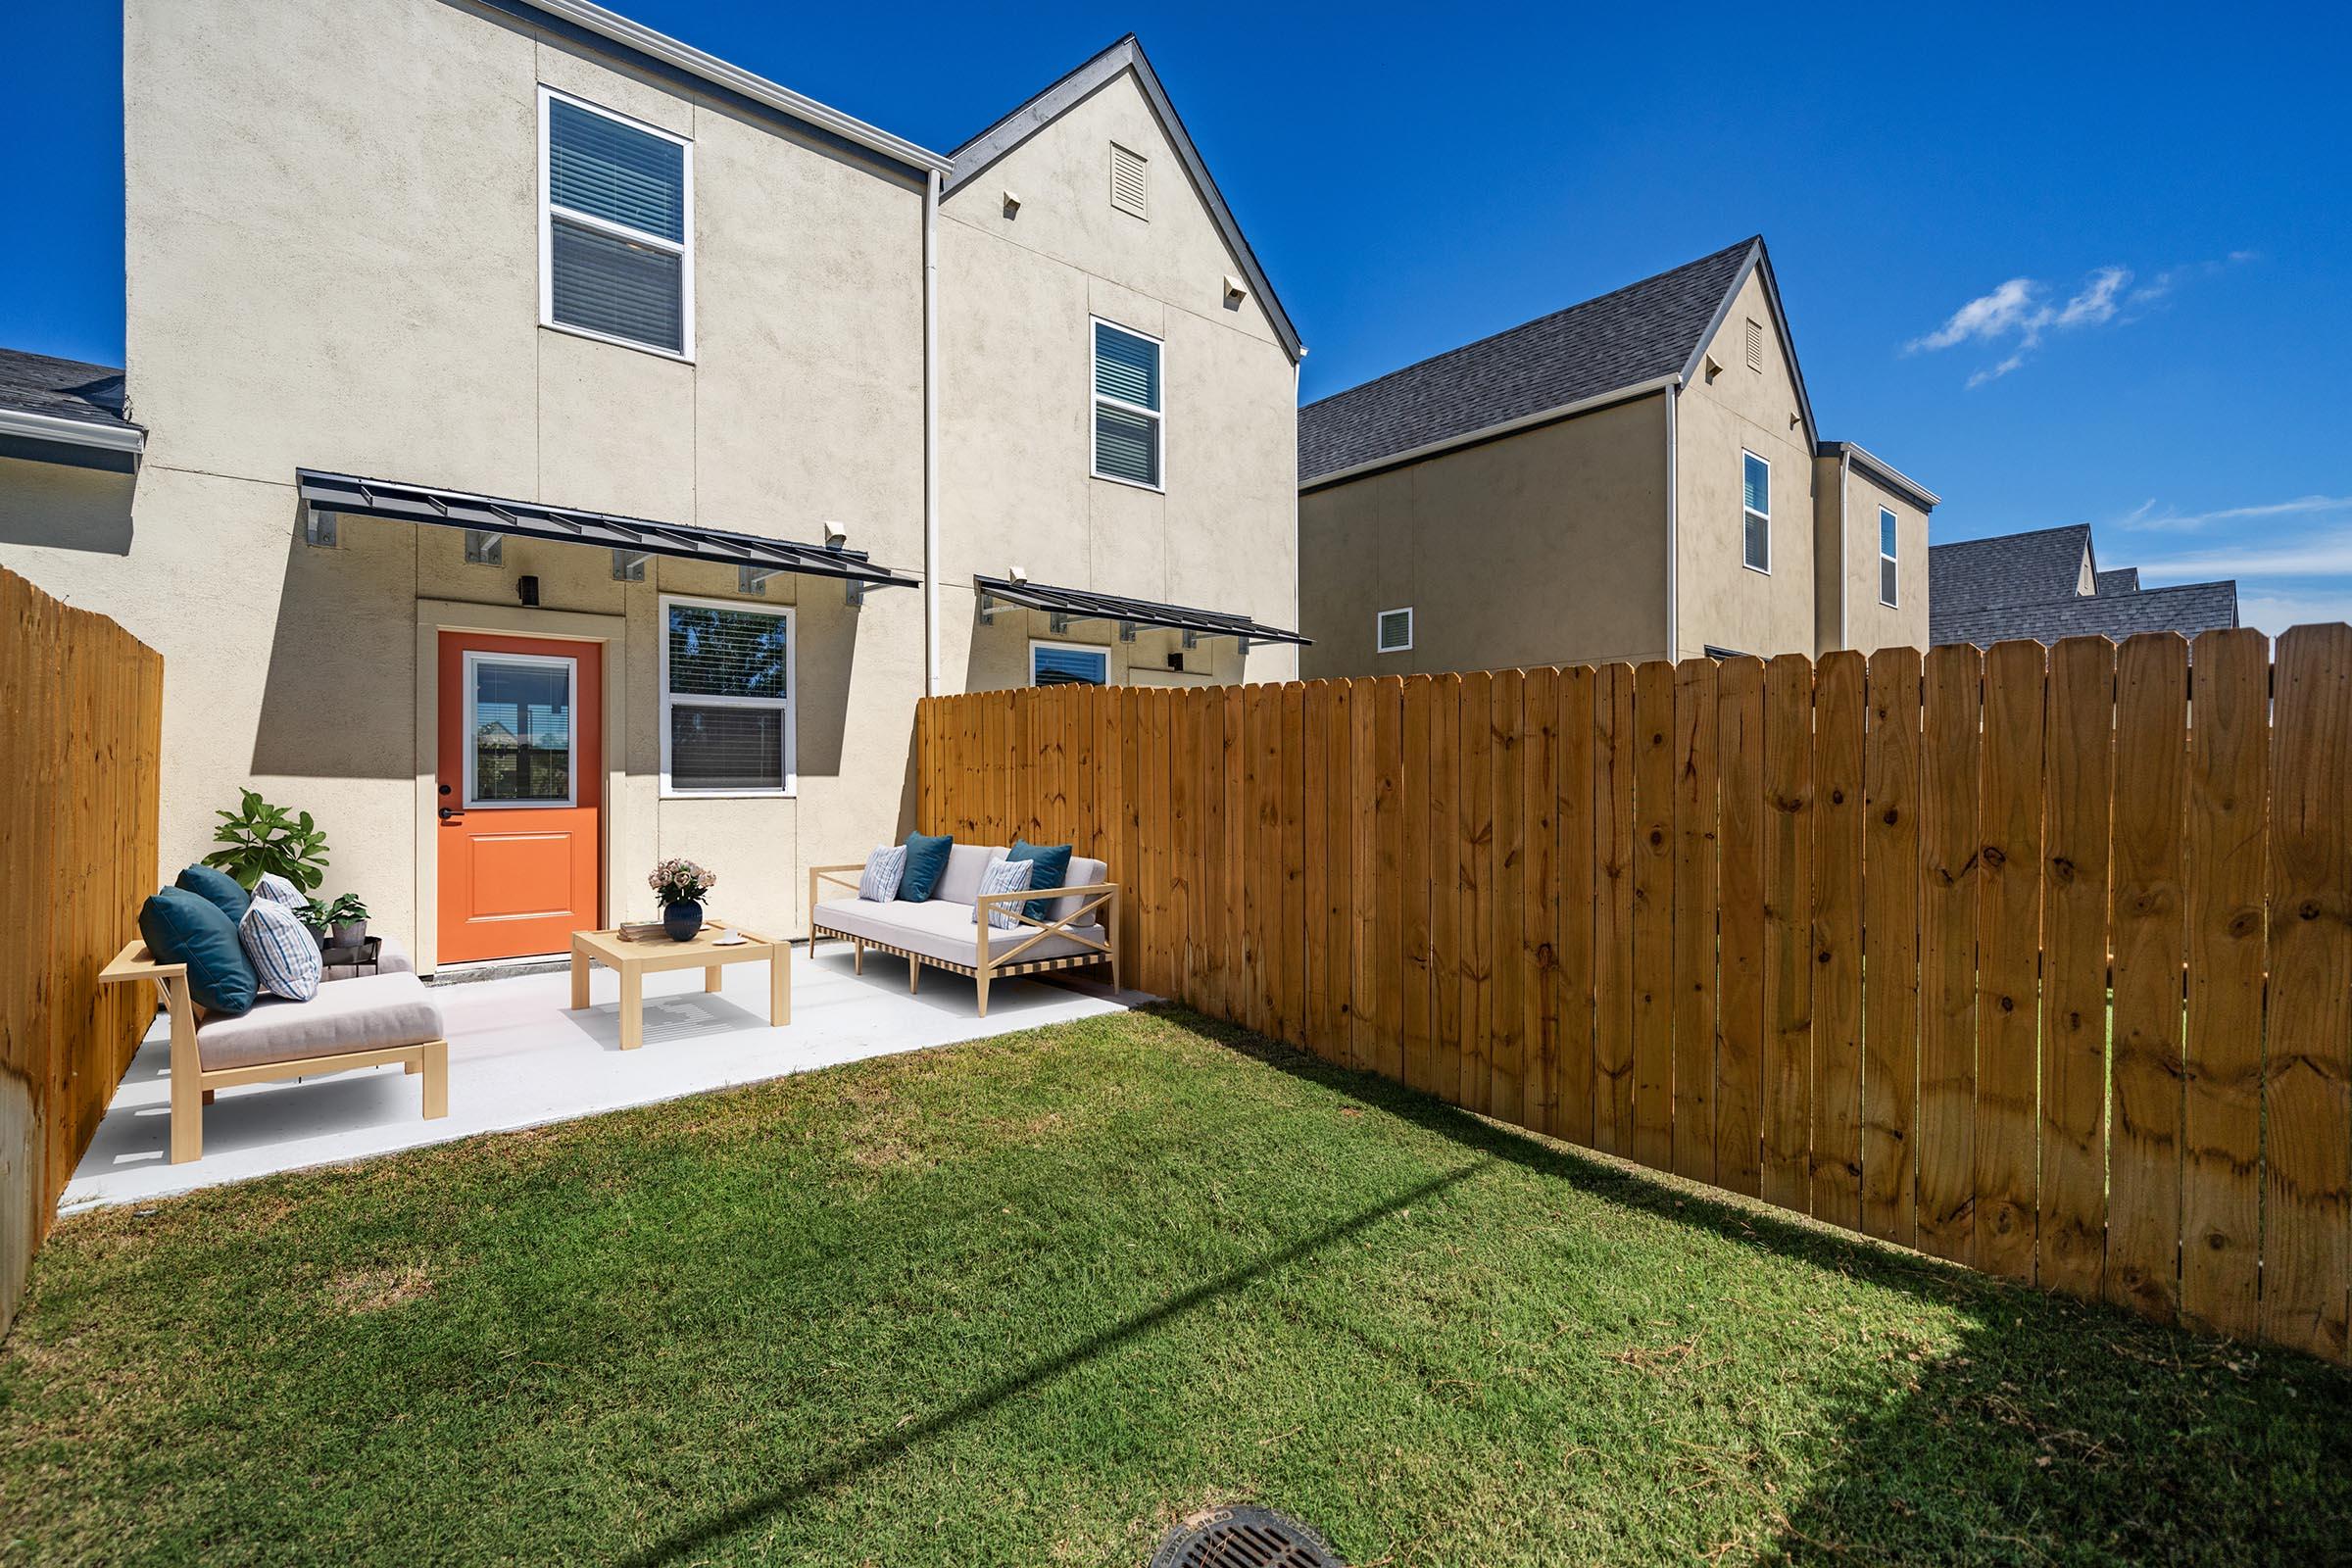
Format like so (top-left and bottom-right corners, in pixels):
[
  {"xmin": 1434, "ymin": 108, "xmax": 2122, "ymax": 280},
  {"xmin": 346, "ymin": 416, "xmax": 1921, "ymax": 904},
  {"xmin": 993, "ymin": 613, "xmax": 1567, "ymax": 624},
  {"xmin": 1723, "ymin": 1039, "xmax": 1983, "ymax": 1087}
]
[
  {"xmin": 1862, "ymin": 648, "xmax": 1923, "ymax": 1246},
  {"xmin": 2039, "ymin": 637, "xmax": 2114, "ymax": 1300},
  {"xmin": 1812, "ymin": 652, "xmax": 1866, "ymax": 1228},
  {"xmin": 1632, "ymin": 660, "xmax": 1678, "ymax": 1173},
  {"xmin": 1761, "ymin": 655, "xmax": 1815, "ymax": 1211},
  {"xmin": 1918, "ymin": 643, "xmax": 1983, "ymax": 1266},
  {"xmin": 1714, "ymin": 657, "xmax": 1765, "ymax": 1198},
  {"xmin": 2261, "ymin": 625, "xmax": 2352, "ymax": 1359},
  {"xmin": 1977, "ymin": 639, "xmax": 2047, "ymax": 1283},
  {"xmin": 2180, "ymin": 629, "xmax": 2269, "ymax": 1340}
]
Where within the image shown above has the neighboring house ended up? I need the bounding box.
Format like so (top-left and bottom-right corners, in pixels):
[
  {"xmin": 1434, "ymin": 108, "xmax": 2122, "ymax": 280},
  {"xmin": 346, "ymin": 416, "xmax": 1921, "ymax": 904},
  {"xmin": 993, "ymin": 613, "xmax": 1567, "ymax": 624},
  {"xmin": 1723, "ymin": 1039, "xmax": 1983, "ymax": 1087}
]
[
  {"xmin": 0, "ymin": 0, "xmax": 1304, "ymax": 970},
  {"xmin": 1296, "ymin": 236, "xmax": 1937, "ymax": 676},
  {"xmin": 1928, "ymin": 523, "xmax": 2239, "ymax": 647}
]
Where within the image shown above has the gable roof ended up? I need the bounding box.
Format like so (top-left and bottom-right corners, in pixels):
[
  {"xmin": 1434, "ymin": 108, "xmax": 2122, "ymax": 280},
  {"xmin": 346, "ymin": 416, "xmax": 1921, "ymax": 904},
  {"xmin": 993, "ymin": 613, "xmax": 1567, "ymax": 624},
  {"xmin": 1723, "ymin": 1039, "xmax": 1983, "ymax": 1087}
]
[
  {"xmin": 946, "ymin": 35, "xmax": 1302, "ymax": 364},
  {"xmin": 1298, "ymin": 236, "xmax": 1816, "ymax": 487},
  {"xmin": 1928, "ymin": 524, "xmax": 2094, "ymax": 618},
  {"xmin": 1931, "ymin": 580, "xmax": 2239, "ymax": 649},
  {"xmin": 2095, "ymin": 566, "xmax": 2139, "ymax": 595}
]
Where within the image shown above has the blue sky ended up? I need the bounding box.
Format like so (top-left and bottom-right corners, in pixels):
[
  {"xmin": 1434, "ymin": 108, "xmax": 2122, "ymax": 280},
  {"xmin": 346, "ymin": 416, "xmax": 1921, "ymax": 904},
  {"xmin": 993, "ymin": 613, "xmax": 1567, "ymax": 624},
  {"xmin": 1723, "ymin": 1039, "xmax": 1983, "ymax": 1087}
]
[{"xmin": 7, "ymin": 2, "xmax": 2347, "ymax": 628}]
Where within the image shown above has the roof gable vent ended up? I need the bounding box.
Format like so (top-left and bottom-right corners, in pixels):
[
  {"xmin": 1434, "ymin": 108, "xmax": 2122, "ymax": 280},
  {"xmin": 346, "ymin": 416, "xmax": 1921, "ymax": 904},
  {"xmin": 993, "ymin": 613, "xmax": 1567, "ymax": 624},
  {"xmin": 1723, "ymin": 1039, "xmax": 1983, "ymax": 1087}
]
[
  {"xmin": 1743, "ymin": 317, "xmax": 1764, "ymax": 372},
  {"xmin": 1109, "ymin": 142, "xmax": 1148, "ymax": 220}
]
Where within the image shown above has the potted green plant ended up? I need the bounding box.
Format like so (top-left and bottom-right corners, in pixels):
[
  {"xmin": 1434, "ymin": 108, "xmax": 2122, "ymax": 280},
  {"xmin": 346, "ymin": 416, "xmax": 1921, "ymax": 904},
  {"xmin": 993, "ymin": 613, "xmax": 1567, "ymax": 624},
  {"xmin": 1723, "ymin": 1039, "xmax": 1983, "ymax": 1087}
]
[
  {"xmin": 203, "ymin": 789, "xmax": 330, "ymax": 893},
  {"xmin": 319, "ymin": 894, "xmax": 370, "ymax": 949},
  {"xmin": 649, "ymin": 858, "xmax": 717, "ymax": 941}
]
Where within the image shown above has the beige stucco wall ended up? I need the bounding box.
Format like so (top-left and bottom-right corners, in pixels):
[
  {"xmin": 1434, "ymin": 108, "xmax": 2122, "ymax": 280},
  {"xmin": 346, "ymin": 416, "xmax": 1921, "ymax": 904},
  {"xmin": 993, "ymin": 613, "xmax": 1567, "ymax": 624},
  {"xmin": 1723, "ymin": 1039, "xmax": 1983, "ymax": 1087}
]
[
  {"xmin": 1, "ymin": 0, "xmax": 930, "ymax": 965},
  {"xmin": 1296, "ymin": 393, "xmax": 1671, "ymax": 677},
  {"xmin": 936, "ymin": 67, "xmax": 1298, "ymax": 692},
  {"xmin": 1671, "ymin": 270, "xmax": 1818, "ymax": 662},
  {"xmin": 1810, "ymin": 456, "xmax": 1931, "ymax": 656}
]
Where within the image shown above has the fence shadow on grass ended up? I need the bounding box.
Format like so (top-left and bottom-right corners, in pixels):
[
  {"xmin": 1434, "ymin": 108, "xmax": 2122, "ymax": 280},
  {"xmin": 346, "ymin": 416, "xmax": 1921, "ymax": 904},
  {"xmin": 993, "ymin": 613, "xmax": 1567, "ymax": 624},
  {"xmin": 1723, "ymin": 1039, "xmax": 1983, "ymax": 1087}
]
[
  {"xmin": 616, "ymin": 1154, "xmax": 1486, "ymax": 1568},
  {"xmin": 1184, "ymin": 1007, "xmax": 2352, "ymax": 1565}
]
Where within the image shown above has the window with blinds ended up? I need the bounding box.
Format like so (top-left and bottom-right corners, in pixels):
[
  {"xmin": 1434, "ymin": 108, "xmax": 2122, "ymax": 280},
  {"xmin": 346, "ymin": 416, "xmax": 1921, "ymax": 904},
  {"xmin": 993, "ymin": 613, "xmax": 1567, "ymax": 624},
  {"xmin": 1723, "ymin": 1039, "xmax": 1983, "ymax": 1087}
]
[
  {"xmin": 1879, "ymin": 506, "xmax": 1899, "ymax": 607},
  {"xmin": 1031, "ymin": 642, "xmax": 1109, "ymax": 687},
  {"xmin": 1092, "ymin": 319, "xmax": 1162, "ymax": 488},
  {"xmin": 1741, "ymin": 451, "xmax": 1771, "ymax": 572},
  {"xmin": 542, "ymin": 89, "xmax": 691, "ymax": 357},
  {"xmin": 1109, "ymin": 143, "xmax": 1148, "ymax": 219},
  {"xmin": 661, "ymin": 598, "xmax": 791, "ymax": 793}
]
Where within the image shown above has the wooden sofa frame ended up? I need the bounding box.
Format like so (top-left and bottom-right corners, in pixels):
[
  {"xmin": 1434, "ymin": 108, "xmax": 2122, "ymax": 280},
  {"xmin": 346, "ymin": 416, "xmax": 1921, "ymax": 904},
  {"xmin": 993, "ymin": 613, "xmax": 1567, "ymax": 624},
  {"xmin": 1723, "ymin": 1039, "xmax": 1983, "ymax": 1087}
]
[
  {"xmin": 807, "ymin": 864, "xmax": 1121, "ymax": 1017},
  {"xmin": 98, "ymin": 940, "xmax": 449, "ymax": 1164}
]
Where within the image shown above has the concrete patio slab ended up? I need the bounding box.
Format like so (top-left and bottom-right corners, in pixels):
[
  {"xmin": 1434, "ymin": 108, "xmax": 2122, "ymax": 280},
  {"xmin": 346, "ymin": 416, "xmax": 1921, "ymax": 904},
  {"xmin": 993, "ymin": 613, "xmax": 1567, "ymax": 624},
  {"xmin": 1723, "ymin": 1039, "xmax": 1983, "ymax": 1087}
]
[{"xmin": 62, "ymin": 944, "xmax": 1141, "ymax": 1213}]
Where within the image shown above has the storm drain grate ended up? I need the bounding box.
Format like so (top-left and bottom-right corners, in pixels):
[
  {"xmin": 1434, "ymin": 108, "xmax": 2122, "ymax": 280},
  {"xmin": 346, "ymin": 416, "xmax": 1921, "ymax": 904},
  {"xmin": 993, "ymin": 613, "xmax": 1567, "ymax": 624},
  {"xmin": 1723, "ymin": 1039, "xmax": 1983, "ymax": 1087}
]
[{"xmin": 1149, "ymin": 1505, "xmax": 1345, "ymax": 1568}]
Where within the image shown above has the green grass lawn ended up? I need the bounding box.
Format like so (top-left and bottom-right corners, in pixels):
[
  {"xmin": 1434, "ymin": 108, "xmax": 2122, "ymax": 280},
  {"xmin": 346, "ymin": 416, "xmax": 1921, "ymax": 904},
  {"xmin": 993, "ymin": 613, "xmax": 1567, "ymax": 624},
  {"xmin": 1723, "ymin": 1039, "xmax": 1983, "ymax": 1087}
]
[{"xmin": 4, "ymin": 1007, "xmax": 2346, "ymax": 1566}]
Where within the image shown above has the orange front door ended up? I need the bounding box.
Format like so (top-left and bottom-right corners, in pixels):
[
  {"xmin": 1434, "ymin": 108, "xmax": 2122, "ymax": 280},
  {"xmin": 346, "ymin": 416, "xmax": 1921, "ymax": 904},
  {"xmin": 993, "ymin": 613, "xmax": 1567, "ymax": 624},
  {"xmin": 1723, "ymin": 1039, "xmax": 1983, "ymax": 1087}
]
[{"xmin": 437, "ymin": 632, "xmax": 603, "ymax": 962}]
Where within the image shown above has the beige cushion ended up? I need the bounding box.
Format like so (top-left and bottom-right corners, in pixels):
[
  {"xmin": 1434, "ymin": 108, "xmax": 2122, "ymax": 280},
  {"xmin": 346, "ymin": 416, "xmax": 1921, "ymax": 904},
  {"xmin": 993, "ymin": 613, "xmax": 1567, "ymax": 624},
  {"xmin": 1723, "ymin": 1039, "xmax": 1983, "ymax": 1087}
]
[
  {"xmin": 814, "ymin": 897, "xmax": 1107, "ymax": 969},
  {"xmin": 196, "ymin": 971, "xmax": 444, "ymax": 1072},
  {"xmin": 928, "ymin": 844, "xmax": 1003, "ymax": 906},
  {"xmin": 1044, "ymin": 857, "xmax": 1109, "ymax": 924}
]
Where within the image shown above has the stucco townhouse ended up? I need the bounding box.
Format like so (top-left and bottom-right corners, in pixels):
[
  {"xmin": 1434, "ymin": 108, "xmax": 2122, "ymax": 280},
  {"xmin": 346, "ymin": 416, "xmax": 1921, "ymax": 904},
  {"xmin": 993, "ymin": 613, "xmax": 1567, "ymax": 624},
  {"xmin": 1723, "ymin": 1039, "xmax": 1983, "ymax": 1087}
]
[
  {"xmin": 1295, "ymin": 237, "xmax": 1938, "ymax": 676},
  {"xmin": 0, "ymin": 0, "xmax": 1305, "ymax": 970}
]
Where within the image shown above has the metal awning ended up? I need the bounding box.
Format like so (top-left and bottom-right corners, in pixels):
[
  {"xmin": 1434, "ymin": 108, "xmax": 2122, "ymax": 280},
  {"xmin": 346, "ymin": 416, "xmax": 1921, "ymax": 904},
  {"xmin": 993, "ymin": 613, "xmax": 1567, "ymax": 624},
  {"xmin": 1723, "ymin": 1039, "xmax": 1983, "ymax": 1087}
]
[
  {"xmin": 973, "ymin": 574, "xmax": 1309, "ymax": 646},
  {"xmin": 296, "ymin": 469, "xmax": 920, "ymax": 588}
]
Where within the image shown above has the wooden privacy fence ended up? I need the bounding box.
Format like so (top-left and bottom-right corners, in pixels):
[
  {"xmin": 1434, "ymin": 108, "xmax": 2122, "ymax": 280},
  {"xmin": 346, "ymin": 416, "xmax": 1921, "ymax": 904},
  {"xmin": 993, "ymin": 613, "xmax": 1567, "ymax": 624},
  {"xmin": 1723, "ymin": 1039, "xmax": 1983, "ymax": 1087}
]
[
  {"xmin": 0, "ymin": 567, "xmax": 164, "ymax": 1336},
  {"xmin": 917, "ymin": 626, "xmax": 2352, "ymax": 1365}
]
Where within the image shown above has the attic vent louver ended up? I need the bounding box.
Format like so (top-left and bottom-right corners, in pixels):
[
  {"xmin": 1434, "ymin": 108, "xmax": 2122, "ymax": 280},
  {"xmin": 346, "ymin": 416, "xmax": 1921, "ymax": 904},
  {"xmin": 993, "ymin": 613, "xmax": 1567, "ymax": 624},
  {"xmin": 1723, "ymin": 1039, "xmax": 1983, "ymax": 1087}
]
[
  {"xmin": 1109, "ymin": 143, "xmax": 1148, "ymax": 219},
  {"xmin": 1744, "ymin": 318, "xmax": 1764, "ymax": 371}
]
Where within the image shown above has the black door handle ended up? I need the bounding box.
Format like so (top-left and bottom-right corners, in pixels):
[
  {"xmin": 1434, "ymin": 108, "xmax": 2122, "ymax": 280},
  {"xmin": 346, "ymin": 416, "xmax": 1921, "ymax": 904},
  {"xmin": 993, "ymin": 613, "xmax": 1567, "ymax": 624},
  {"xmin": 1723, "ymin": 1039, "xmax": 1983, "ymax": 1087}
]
[{"xmin": 438, "ymin": 806, "xmax": 460, "ymax": 822}]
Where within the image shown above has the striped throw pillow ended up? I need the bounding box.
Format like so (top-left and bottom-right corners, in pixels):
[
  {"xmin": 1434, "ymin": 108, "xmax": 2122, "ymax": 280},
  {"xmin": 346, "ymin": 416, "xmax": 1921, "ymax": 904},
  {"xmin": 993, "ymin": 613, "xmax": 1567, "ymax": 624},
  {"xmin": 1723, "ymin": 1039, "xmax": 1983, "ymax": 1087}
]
[
  {"xmin": 858, "ymin": 845, "xmax": 907, "ymax": 903},
  {"xmin": 252, "ymin": 871, "xmax": 304, "ymax": 906},
  {"xmin": 971, "ymin": 857, "xmax": 1035, "ymax": 931},
  {"xmin": 239, "ymin": 895, "xmax": 322, "ymax": 1002}
]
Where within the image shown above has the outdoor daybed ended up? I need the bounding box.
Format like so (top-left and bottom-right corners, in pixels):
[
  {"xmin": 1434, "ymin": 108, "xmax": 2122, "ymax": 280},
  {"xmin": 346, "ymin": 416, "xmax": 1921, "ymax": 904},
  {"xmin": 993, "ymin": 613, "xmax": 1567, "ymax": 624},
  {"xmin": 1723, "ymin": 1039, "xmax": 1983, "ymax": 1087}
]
[{"xmin": 808, "ymin": 844, "xmax": 1119, "ymax": 1015}]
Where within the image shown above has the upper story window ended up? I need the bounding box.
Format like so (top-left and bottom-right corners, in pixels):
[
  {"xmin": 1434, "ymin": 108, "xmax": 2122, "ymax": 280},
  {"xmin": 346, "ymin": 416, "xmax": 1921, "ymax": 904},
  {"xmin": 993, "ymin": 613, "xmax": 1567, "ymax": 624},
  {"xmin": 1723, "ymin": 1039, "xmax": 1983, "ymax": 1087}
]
[
  {"xmin": 1109, "ymin": 143, "xmax": 1149, "ymax": 219},
  {"xmin": 1032, "ymin": 640, "xmax": 1110, "ymax": 687},
  {"xmin": 1741, "ymin": 451, "xmax": 1770, "ymax": 573},
  {"xmin": 1092, "ymin": 319, "xmax": 1162, "ymax": 489},
  {"xmin": 541, "ymin": 88, "xmax": 693, "ymax": 360},
  {"xmin": 661, "ymin": 596, "xmax": 791, "ymax": 795},
  {"xmin": 1879, "ymin": 507, "xmax": 1899, "ymax": 607}
]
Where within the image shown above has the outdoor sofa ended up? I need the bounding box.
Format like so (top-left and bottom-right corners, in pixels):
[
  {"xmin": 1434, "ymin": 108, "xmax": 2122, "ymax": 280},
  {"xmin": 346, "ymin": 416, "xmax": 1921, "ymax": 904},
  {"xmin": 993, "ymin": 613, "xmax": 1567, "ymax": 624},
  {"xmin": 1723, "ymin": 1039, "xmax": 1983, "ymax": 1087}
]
[
  {"xmin": 808, "ymin": 843, "xmax": 1119, "ymax": 1015},
  {"xmin": 98, "ymin": 870, "xmax": 448, "ymax": 1163}
]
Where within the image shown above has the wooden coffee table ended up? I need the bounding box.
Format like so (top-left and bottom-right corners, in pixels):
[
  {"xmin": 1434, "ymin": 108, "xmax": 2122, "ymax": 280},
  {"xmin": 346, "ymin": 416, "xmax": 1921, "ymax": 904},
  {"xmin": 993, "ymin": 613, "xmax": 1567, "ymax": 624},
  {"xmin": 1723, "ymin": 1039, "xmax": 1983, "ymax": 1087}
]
[{"xmin": 569, "ymin": 925, "xmax": 791, "ymax": 1051}]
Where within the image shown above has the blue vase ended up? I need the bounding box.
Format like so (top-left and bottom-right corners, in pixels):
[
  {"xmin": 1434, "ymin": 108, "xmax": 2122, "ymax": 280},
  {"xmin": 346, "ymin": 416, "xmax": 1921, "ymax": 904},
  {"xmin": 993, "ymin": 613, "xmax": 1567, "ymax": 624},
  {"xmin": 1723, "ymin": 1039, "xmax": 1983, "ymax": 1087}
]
[{"xmin": 663, "ymin": 900, "xmax": 703, "ymax": 942}]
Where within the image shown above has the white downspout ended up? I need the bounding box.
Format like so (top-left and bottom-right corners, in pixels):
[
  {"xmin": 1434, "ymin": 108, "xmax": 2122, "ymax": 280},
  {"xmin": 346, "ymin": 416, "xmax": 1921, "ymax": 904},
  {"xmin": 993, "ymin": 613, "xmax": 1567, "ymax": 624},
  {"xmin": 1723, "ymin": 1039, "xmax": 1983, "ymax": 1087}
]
[
  {"xmin": 1838, "ymin": 446, "xmax": 1851, "ymax": 652},
  {"xmin": 923, "ymin": 168, "xmax": 942, "ymax": 698},
  {"xmin": 1663, "ymin": 386, "xmax": 1679, "ymax": 662}
]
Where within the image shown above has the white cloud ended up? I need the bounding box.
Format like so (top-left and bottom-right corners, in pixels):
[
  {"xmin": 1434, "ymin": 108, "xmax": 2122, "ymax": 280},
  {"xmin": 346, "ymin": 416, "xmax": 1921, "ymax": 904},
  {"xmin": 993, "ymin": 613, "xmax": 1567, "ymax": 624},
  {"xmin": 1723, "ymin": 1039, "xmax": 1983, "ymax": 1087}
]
[
  {"xmin": 1909, "ymin": 253, "xmax": 2252, "ymax": 384},
  {"xmin": 2238, "ymin": 592, "xmax": 2352, "ymax": 635},
  {"xmin": 2114, "ymin": 494, "xmax": 2352, "ymax": 533},
  {"xmin": 2136, "ymin": 525, "xmax": 2352, "ymax": 580}
]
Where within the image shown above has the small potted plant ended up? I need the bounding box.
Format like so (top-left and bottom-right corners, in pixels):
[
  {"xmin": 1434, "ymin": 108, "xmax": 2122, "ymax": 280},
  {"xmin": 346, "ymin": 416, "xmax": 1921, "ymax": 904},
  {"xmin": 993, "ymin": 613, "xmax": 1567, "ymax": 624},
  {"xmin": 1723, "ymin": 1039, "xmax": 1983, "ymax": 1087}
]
[
  {"xmin": 319, "ymin": 894, "xmax": 370, "ymax": 950},
  {"xmin": 649, "ymin": 858, "xmax": 717, "ymax": 942}
]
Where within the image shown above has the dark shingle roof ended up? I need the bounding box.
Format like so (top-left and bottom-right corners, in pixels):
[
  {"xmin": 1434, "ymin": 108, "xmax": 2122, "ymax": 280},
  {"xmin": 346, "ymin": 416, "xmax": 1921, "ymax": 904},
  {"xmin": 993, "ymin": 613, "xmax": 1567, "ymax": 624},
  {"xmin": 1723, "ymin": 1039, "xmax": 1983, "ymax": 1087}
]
[
  {"xmin": 1928, "ymin": 524, "xmax": 2093, "ymax": 618},
  {"xmin": 2094, "ymin": 566, "xmax": 2139, "ymax": 594},
  {"xmin": 1932, "ymin": 580, "xmax": 2239, "ymax": 648},
  {"xmin": 1298, "ymin": 237, "xmax": 1761, "ymax": 484},
  {"xmin": 0, "ymin": 346, "xmax": 135, "ymax": 432}
]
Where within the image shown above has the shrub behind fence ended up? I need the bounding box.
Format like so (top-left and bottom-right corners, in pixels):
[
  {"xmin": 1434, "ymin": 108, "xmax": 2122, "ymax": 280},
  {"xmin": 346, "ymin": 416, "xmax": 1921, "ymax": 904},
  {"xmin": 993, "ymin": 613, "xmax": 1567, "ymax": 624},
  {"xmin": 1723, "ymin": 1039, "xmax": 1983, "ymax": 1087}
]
[{"xmin": 917, "ymin": 627, "xmax": 2352, "ymax": 1365}]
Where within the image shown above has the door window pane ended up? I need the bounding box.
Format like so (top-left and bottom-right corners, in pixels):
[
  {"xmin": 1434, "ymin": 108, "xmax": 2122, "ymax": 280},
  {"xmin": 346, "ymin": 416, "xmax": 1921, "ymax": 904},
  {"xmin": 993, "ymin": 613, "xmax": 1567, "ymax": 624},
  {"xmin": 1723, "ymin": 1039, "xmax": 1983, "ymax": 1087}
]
[{"xmin": 470, "ymin": 658, "xmax": 573, "ymax": 804}]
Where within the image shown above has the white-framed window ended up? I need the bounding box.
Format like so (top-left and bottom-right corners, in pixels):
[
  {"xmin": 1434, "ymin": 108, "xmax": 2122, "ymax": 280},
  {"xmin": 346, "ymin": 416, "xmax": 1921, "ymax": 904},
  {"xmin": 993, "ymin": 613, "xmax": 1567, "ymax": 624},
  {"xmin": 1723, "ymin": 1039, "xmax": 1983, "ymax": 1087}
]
[
  {"xmin": 1741, "ymin": 450, "xmax": 1771, "ymax": 573},
  {"xmin": 1376, "ymin": 607, "xmax": 1414, "ymax": 654},
  {"xmin": 1092, "ymin": 318, "xmax": 1163, "ymax": 490},
  {"xmin": 539, "ymin": 86, "xmax": 693, "ymax": 361},
  {"xmin": 463, "ymin": 650, "xmax": 577, "ymax": 808},
  {"xmin": 1878, "ymin": 507, "xmax": 1899, "ymax": 608},
  {"xmin": 1031, "ymin": 640, "xmax": 1110, "ymax": 687},
  {"xmin": 659, "ymin": 594, "xmax": 793, "ymax": 796}
]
